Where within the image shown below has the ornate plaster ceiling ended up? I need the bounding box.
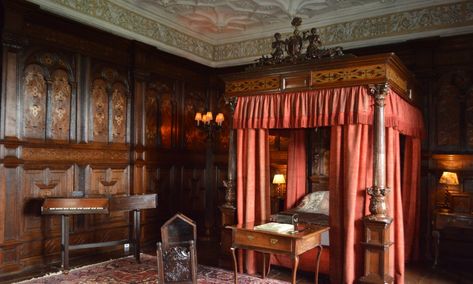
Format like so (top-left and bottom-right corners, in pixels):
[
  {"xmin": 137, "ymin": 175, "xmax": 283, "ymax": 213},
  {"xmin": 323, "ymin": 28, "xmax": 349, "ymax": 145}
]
[{"xmin": 26, "ymin": 0, "xmax": 473, "ymax": 67}]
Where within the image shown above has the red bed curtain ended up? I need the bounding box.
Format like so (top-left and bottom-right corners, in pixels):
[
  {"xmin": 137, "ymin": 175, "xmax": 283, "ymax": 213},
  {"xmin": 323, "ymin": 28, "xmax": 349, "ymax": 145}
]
[
  {"xmin": 234, "ymin": 86, "xmax": 423, "ymax": 283},
  {"xmin": 285, "ymin": 129, "xmax": 307, "ymax": 209},
  {"xmin": 236, "ymin": 128, "xmax": 271, "ymax": 274}
]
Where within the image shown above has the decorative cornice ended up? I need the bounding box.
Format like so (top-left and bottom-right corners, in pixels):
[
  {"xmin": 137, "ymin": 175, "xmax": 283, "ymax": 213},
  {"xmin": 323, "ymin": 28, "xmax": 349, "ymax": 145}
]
[{"xmin": 27, "ymin": 0, "xmax": 473, "ymax": 67}]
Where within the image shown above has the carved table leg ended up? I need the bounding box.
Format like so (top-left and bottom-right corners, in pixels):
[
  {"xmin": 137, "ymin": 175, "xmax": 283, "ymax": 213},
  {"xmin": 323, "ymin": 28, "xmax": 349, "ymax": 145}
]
[
  {"xmin": 230, "ymin": 247, "xmax": 238, "ymax": 284},
  {"xmin": 314, "ymin": 245, "xmax": 323, "ymax": 284},
  {"xmin": 61, "ymin": 214, "xmax": 70, "ymax": 273},
  {"xmin": 432, "ymin": 230, "xmax": 440, "ymax": 268},
  {"xmin": 292, "ymin": 255, "xmax": 299, "ymax": 284}
]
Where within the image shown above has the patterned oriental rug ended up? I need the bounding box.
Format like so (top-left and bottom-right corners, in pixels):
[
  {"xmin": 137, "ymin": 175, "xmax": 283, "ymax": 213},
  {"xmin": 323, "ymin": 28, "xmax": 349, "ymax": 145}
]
[{"xmin": 18, "ymin": 254, "xmax": 289, "ymax": 284}]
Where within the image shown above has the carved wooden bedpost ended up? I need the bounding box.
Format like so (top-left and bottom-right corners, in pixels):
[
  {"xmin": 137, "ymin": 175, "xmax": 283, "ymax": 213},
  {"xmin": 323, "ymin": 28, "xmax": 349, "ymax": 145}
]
[
  {"xmin": 360, "ymin": 84, "xmax": 394, "ymax": 284},
  {"xmin": 219, "ymin": 96, "xmax": 238, "ymax": 268}
]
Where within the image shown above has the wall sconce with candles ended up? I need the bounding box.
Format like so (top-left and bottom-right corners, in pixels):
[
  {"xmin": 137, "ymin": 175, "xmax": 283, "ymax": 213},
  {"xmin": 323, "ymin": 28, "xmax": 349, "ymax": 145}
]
[
  {"xmin": 439, "ymin": 171, "xmax": 459, "ymax": 212},
  {"xmin": 194, "ymin": 111, "xmax": 224, "ymax": 138}
]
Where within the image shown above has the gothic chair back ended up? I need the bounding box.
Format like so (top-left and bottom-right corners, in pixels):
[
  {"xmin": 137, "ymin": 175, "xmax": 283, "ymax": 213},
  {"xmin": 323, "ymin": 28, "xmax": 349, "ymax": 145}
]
[{"xmin": 157, "ymin": 213, "xmax": 197, "ymax": 283}]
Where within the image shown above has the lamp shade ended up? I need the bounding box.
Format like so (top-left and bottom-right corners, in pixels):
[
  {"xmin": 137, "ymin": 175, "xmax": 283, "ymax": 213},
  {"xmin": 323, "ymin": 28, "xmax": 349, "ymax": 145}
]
[
  {"xmin": 272, "ymin": 174, "xmax": 286, "ymax": 185},
  {"xmin": 439, "ymin": 171, "xmax": 459, "ymax": 185}
]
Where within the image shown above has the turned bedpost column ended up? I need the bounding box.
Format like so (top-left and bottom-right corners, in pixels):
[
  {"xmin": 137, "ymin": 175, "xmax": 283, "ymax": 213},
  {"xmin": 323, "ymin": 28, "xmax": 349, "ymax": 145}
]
[
  {"xmin": 360, "ymin": 83, "xmax": 394, "ymax": 284},
  {"xmin": 219, "ymin": 96, "xmax": 238, "ymax": 268}
]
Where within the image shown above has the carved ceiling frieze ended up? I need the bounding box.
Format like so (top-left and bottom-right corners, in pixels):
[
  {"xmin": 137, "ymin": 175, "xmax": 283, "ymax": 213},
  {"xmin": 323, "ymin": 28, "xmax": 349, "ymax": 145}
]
[{"xmin": 27, "ymin": 0, "xmax": 473, "ymax": 66}]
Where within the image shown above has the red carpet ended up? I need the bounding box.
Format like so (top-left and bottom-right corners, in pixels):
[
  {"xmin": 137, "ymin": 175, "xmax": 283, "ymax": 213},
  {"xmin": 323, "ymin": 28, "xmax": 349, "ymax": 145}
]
[{"xmin": 18, "ymin": 254, "xmax": 289, "ymax": 283}]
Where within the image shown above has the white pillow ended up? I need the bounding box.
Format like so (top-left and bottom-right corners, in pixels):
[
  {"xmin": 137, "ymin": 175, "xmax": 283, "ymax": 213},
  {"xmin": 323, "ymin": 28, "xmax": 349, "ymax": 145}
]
[{"xmin": 295, "ymin": 191, "xmax": 329, "ymax": 215}]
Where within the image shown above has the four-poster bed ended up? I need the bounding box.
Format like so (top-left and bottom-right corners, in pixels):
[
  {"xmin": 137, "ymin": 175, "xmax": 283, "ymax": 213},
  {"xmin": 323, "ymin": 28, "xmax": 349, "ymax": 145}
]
[{"xmin": 221, "ymin": 53, "xmax": 424, "ymax": 283}]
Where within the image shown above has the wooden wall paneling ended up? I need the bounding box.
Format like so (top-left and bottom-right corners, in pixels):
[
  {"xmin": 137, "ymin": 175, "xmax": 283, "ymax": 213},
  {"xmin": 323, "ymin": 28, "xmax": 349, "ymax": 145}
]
[
  {"xmin": 20, "ymin": 49, "xmax": 76, "ymax": 142},
  {"xmin": 183, "ymin": 85, "xmax": 207, "ymax": 150},
  {"xmin": 20, "ymin": 166, "xmax": 73, "ymax": 238},
  {"xmin": 0, "ymin": 165, "xmax": 5, "ymax": 244},
  {"xmin": 89, "ymin": 63, "xmax": 129, "ymax": 144},
  {"xmin": 2, "ymin": 49, "xmax": 20, "ymax": 138},
  {"xmin": 180, "ymin": 166, "xmax": 207, "ymax": 235}
]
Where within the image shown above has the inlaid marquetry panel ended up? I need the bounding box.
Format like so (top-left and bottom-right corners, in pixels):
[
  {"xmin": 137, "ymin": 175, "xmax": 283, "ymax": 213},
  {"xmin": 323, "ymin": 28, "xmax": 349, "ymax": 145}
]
[
  {"xmin": 111, "ymin": 82, "xmax": 127, "ymax": 143},
  {"xmin": 145, "ymin": 81, "xmax": 174, "ymax": 148},
  {"xmin": 49, "ymin": 69, "xmax": 72, "ymax": 140},
  {"xmin": 160, "ymin": 92, "xmax": 174, "ymax": 149},
  {"xmin": 22, "ymin": 51, "xmax": 75, "ymax": 141},
  {"xmin": 184, "ymin": 90, "xmax": 206, "ymax": 150},
  {"xmin": 145, "ymin": 88, "xmax": 159, "ymax": 146},
  {"xmin": 90, "ymin": 66, "xmax": 129, "ymax": 143},
  {"xmin": 91, "ymin": 79, "xmax": 109, "ymax": 142},
  {"xmin": 23, "ymin": 64, "xmax": 47, "ymax": 139},
  {"xmin": 311, "ymin": 64, "xmax": 385, "ymax": 85},
  {"xmin": 22, "ymin": 147, "xmax": 128, "ymax": 163},
  {"xmin": 20, "ymin": 167, "xmax": 73, "ymax": 239},
  {"xmin": 225, "ymin": 76, "xmax": 279, "ymax": 94}
]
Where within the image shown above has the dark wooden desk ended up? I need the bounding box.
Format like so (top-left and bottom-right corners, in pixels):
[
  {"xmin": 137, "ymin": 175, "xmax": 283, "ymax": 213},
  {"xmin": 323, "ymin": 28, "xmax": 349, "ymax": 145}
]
[
  {"xmin": 41, "ymin": 194, "xmax": 158, "ymax": 272},
  {"xmin": 432, "ymin": 211, "xmax": 473, "ymax": 267},
  {"xmin": 227, "ymin": 222, "xmax": 329, "ymax": 284}
]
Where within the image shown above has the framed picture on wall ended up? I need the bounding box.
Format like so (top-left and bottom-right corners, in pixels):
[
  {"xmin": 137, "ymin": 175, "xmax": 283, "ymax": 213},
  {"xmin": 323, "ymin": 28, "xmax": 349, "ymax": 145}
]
[{"xmin": 450, "ymin": 192, "xmax": 471, "ymax": 214}]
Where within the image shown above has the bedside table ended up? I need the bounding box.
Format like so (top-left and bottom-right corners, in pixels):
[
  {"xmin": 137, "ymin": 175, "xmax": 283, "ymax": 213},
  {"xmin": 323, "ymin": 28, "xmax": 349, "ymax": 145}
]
[{"xmin": 432, "ymin": 211, "xmax": 473, "ymax": 267}]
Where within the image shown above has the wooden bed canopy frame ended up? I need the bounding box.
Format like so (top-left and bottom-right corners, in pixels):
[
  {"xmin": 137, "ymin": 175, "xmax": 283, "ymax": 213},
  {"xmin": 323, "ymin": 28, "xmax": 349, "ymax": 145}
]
[{"xmin": 220, "ymin": 53, "xmax": 422, "ymax": 283}]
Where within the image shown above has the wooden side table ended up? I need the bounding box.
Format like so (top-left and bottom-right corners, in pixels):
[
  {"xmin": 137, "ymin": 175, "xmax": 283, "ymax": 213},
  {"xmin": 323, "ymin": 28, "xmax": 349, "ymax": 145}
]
[
  {"xmin": 432, "ymin": 211, "xmax": 473, "ymax": 267},
  {"xmin": 227, "ymin": 222, "xmax": 329, "ymax": 284}
]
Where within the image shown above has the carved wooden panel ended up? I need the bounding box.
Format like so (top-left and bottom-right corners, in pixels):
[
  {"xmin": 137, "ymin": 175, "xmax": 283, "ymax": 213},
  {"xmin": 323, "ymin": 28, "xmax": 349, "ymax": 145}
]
[
  {"xmin": 88, "ymin": 167, "xmax": 129, "ymax": 225},
  {"xmin": 436, "ymin": 73, "xmax": 461, "ymax": 147},
  {"xmin": 88, "ymin": 167, "xmax": 128, "ymax": 196},
  {"xmin": 91, "ymin": 79, "xmax": 109, "ymax": 142},
  {"xmin": 184, "ymin": 90, "xmax": 206, "ymax": 150},
  {"xmin": 111, "ymin": 82, "xmax": 127, "ymax": 143},
  {"xmin": 466, "ymin": 81, "xmax": 473, "ymax": 148},
  {"xmin": 145, "ymin": 88, "xmax": 159, "ymax": 146},
  {"xmin": 20, "ymin": 167, "xmax": 73, "ymax": 240},
  {"xmin": 311, "ymin": 64, "xmax": 385, "ymax": 85},
  {"xmin": 90, "ymin": 66, "xmax": 128, "ymax": 143},
  {"xmin": 145, "ymin": 81, "xmax": 174, "ymax": 148},
  {"xmin": 160, "ymin": 92, "xmax": 173, "ymax": 149},
  {"xmin": 23, "ymin": 64, "xmax": 47, "ymax": 139},
  {"xmin": 181, "ymin": 168, "xmax": 206, "ymax": 213},
  {"xmin": 49, "ymin": 69, "xmax": 72, "ymax": 140}
]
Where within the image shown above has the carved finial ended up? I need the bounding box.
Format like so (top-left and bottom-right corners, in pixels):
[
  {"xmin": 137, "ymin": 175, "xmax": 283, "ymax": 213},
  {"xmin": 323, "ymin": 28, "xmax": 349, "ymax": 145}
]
[
  {"xmin": 368, "ymin": 83, "xmax": 389, "ymax": 107},
  {"xmin": 224, "ymin": 96, "xmax": 237, "ymax": 113}
]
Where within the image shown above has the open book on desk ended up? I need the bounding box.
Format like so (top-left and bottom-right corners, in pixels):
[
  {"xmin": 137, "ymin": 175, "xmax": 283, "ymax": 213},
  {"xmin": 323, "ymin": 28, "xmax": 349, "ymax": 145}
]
[{"xmin": 254, "ymin": 222, "xmax": 295, "ymax": 234}]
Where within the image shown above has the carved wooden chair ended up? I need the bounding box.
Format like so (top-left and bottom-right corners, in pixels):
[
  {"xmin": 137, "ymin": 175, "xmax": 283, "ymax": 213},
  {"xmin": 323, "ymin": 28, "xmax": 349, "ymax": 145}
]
[{"xmin": 157, "ymin": 213, "xmax": 197, "ymax": 284}]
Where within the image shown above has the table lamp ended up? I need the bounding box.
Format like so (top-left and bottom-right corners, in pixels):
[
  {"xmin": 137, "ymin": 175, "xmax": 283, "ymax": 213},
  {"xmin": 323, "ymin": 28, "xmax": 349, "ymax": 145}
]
[
  {"xmin": 272, "ymin": 174, "xmax": 286, "ymax": 199},
  {"xmin": 439, "ymin": 171, "xmax": 459, "ymax": 211}
]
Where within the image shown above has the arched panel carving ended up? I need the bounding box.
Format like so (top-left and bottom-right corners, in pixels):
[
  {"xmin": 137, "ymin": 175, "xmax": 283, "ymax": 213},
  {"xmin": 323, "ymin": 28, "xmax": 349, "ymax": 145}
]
[
  {"xmin": 23, "ymin": 64, "xmax": 47, "ymax": 139},
  {"xmin": 436, "ymin": 75, "xmax": 460, "ymax": 147},
  {"xmin": 90, "ymin": 66, "xmax": 128, "ymax": 143},
  {"xmin": 91, "ymin": 79, "xmax": 108, "ymax": 142},
  {"xmin": 49, "ymin": 69, "xmax": 71, "ymax": 140},
  {"xmin": 111, "ymin": 82, "xmax": 127, "ymax": 143}
]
